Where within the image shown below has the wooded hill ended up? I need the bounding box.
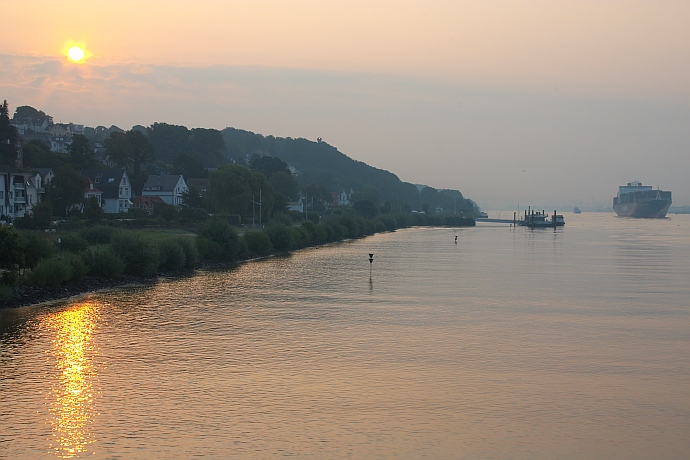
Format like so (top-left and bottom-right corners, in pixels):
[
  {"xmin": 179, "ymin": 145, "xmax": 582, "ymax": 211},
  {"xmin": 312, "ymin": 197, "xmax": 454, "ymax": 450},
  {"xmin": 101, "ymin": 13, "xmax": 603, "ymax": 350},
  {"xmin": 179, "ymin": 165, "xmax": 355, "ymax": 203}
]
[{"xmin": 222, "ymin": 127, "xmax": 475, "ymax": 214}]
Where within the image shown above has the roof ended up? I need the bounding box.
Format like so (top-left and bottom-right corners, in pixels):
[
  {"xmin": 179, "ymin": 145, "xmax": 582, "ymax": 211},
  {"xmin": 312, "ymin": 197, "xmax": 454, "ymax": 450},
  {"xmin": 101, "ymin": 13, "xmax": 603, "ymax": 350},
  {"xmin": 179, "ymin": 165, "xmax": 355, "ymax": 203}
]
[
  {"xmin": 132, "ymin": 195, "xmax": 164, "ymax": 206},
  {"xmin": 143, "ymin": 175, "xmax": 185, "ymax": 193},
  {"xmin": 81, "ymin": 169, "xmax": 127, "ymax": 199},
  {"xmin": 186, "ymin": 177, "xmax": 209, "ymax": 193}
]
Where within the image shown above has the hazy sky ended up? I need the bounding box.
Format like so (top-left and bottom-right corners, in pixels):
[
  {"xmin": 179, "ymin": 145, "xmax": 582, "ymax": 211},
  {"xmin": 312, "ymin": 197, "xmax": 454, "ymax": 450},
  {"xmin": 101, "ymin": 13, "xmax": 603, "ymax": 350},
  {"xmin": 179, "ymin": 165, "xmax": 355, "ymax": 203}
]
[{"xmin": 2, "ymin": 1, "xmax": 689, "ymax": 209}]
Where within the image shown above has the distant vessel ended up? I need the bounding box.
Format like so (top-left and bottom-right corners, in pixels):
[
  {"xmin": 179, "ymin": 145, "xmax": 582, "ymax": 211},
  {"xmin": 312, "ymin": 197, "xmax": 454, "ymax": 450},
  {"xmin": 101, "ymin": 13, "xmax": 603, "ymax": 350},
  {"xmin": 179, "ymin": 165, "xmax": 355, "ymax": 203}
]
[
  {"xmin": 573, "ymin": 207, "xmax": 581, "ymax": 214},
  {"xmin": 613, "ymin": 181, "xmax": 672, "ymax": 218},
  {"xmin": 518, "ymin": 208, "xmax": 565, "ymax": 228}
]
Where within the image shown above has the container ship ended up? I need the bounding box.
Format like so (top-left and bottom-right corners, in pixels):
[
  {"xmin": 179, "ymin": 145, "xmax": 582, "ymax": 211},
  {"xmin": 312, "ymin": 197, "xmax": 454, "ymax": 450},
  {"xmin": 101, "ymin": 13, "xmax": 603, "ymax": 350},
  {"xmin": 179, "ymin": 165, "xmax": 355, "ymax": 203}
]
[{"xmin": 613, "ymin": 181, "xmax": 672, "ymax": 218}]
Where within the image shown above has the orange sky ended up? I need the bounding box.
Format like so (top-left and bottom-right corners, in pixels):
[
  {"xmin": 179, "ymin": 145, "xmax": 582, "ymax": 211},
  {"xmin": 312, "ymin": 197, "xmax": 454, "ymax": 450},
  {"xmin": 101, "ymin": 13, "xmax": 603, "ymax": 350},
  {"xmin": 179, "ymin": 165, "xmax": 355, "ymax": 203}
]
[{"xmin": 5, "ymin": 1, "xmax": 689, "ymax": 101}]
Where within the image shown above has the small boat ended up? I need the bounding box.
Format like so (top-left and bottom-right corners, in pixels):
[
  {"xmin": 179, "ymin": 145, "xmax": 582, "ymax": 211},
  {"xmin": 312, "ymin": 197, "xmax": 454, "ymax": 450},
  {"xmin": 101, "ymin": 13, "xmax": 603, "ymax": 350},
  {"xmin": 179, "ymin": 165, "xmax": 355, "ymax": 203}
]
[
  {"xmin": 573, "ymin": 207, "xmax": 581, "ymax": 214},
  {"xmin": 518, "ymin": 208, "xmax": 565, "ymax": 228}
]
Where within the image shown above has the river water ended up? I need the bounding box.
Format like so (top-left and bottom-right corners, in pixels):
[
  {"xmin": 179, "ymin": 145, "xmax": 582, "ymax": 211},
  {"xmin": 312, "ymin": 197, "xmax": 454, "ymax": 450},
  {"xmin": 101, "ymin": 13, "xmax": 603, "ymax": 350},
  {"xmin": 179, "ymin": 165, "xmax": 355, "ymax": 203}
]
[{"xmin": 1, "ymin": 213, "xmax": 689, "ymax": 459}]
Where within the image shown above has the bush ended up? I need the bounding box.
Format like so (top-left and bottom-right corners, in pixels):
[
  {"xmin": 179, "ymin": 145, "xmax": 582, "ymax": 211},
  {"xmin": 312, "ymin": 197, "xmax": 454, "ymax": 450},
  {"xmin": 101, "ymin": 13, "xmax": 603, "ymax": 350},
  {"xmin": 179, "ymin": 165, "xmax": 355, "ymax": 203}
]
[
  {"xmin": 158, "ymin": 240, "xmax": 186, "ymax": 272},
  {"xmin": 110, "ymin": 232, "xmax": 160, "ymax": 276},
  {"xmin": 0, "ymin": 284, "xmax": 14, "ymax": 302},
  {"xmin": 290, "ymin": 225, "xmax": 309, "ymax": 249},
  {"xmin": 80, "ymin": 225, "xmax": 115, "ymax": 245},
  {"xmin": 174, "ymin": 237, "xmax": 199, "ymax": 268},
  {"xmin": 59, "ymin": 234, "xmax": 89, "ymax": 253},
  {"xmin": 244, "ymin": 230, "xmax": 273, "ymax": 256},
  {"xmin": 154, "ymin": 203, "xmax": 179, "ymax": 222},
  {"xmin": 61, "ymin": 253, "xmax": 89, "ymax": 280},
  {"xmin": 30, "ymin": 258, "xmax": 72, "ymax": 287},
  {"xmin": 197, "ymin": 218, "xmax": 243, "ymax": 262},
  {"xmin": 265, "ymin": 223, "xmax": 292, "ymax": 252},
  {"xmin": 179, "ymin": 207, "xmax": 209, "ymax": 224},
  {"xmin": 20, "ymin": 231, "xmax": 56, "ymax": 269},
  {"xmin": 1, "ymin": 270, "xmax": 19, "ymax": 287},
  {"xmin": 82, "ymin": 246, "xmax": 125, "ymax": 278}
]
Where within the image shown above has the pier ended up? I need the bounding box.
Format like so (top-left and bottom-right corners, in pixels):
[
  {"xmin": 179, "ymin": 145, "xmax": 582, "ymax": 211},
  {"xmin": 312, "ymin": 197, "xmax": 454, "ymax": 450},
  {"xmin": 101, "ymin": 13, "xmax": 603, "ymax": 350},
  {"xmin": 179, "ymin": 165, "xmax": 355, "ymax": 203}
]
[{"xmin": 475, "ymin": 218, "xmax": 515, "ymax": 224}]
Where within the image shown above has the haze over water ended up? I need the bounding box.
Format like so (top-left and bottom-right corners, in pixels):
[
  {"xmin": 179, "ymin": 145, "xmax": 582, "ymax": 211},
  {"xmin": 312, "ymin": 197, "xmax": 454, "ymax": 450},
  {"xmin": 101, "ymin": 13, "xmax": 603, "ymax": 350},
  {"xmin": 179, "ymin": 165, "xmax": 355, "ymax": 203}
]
[{"xmin": 2, "ymin": 213, "xmax": 689, "ymax": 459}]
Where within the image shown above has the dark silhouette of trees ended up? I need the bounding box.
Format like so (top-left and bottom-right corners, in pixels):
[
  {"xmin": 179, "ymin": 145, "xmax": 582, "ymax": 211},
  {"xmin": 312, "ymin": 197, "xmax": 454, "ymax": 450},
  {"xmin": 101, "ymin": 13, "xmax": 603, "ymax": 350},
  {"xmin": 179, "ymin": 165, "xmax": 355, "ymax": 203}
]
[
  {"xmin": 47, "ymin": 166, "xmax": 87, "ymax": 216},
  {"xmin": 209, "ymin": 164, "xmax": 274, "ymax": 221},
  {"xmin": 0, "ymin": 100, "xmax": 19, "ymax": 166},
  {"xmin": 68, "ymin": 134, "xmax": 96, "ymax": 169},
  {"xmin": 105, "ymin": 129, "xmax": 155, "ymax": 193}
]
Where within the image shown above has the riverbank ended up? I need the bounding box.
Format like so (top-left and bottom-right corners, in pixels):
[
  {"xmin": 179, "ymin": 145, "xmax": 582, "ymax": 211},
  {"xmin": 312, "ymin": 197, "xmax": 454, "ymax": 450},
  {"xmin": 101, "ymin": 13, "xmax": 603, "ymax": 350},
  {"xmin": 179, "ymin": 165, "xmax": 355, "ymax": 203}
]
[{"xmin": 0, "ymin": 274, "xmax": 155, "ymax": 309}]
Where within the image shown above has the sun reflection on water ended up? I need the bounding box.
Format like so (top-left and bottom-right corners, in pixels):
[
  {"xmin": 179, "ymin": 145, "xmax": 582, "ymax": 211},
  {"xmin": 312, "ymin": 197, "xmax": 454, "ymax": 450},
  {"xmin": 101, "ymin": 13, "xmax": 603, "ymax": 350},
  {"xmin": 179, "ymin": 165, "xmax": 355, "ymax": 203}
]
[{"xmin": 44, "ymin": 302, "xmax": 101, "ymax": 458}]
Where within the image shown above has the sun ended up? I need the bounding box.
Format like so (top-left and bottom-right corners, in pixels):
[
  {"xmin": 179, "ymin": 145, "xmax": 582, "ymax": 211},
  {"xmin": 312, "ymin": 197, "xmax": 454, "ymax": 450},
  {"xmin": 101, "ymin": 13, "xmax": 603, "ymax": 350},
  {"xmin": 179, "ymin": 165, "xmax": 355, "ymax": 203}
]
[
  {"xmin": 62, "ymin": 41, "xmax": 92, "ymax": 64},
  {"xmin": 67, "ymin": 46, "xmax": 86, "ymax": 63}
]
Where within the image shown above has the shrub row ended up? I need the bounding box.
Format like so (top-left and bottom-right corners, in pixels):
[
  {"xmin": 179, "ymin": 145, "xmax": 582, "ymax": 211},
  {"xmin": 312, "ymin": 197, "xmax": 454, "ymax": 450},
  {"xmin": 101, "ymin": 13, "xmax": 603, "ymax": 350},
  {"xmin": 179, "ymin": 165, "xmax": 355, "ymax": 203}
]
[{"xmin": 2, "ymin": 211, "xmax": 473, "ymax": 296}]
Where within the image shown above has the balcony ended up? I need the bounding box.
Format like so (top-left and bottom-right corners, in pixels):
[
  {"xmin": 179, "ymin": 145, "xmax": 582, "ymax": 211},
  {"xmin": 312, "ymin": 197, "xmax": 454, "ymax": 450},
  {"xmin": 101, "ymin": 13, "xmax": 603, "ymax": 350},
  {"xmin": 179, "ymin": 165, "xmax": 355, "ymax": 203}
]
[
  {"xmin": 14, "ymin": 196, "xmax": 26, "ymax": 204},
  {"xmin": 13, "ymin": 182, "xmax": 26, "ymax": 190}
]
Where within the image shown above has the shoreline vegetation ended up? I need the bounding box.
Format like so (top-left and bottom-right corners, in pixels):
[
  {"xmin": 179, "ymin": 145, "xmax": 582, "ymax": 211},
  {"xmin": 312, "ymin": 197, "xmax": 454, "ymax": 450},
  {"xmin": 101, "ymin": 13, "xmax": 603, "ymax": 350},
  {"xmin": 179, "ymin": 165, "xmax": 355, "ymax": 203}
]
[{"xmin": 1, "ymin": 210, "xmax": 474, "ymax": 309}]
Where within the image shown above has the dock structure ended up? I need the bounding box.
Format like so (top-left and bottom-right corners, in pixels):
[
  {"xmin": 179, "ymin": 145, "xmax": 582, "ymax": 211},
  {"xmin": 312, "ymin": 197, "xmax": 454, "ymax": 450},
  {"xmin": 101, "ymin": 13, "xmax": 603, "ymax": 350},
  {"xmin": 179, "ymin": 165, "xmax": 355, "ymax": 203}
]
[{"xmin": 475, "ymin": 218, "xmax": 515, "ymax": 224}]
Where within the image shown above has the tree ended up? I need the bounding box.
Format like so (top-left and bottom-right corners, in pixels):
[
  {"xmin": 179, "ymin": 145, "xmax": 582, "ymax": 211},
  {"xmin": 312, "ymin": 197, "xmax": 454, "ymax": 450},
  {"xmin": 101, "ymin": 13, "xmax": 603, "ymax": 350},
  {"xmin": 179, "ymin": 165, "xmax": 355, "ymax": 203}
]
[
  {"xmin": 420, "ymin": 187, "xmax": 440, "ymax": 212},
  {"xmin": 0, "ymin": 100, "xmax": 19, "ymax": 166},
  {"xmin": 350, "ymin": 188, "xmax": 380, "ymax": 208},
  {"xmin": 172, "ymin": 153, "xmax": 207, "ymax": 179},
  {"xmin": 303, "ymin": 184, "xmax": 333, "ymax": 213},
  {"xmin": 68, "ymin": 134, "xmax": 95, "ymax": 169},
  {"xmin": 105, "ymin": 131, "xmax": 131, "ymax": 169},
  {"xmin": 23, "ymin": 140, "xmax": 64, "ymax": 168},
  {"xmin": 105, "ymin": 129, "xmax": 155, "ymax": 193},
  {"xmin": 189, "ymin": 128, "xmax": 226, "ymax": 166},
  {"xmin": 209, "ymin": 164, "xmax": 274, "ymax": 220},
  {"xmin": 0, "ymin": 226, "xmax": 24, "ymax": 273},
  {"xmin": 13, "ymin": 106, "xmax": 52, "ymax": 124},
  {"xmin": 353, "ymin": 200, "xmax": 378, "ymax": 219},
  {"xmin": 126, "ymin": 129, "xmax": 156, "ymax": 176},
  {"xmin": 249, "ymin": 155, "xmax": 290, "ymax": 178},
  {"xmin": 147, "ymin": 123, "xmax": 190, "ymax": 164},
  {"xmin": 47, "ymin": 166, "xmax": 86, "ymax": 216},
  {"xmin": 83, "ymin": 196, "xmax": 103, "ymax": 222},
  {"xmin": 181, "ymin": 188, "xmax": 205, "ymax": 209}
]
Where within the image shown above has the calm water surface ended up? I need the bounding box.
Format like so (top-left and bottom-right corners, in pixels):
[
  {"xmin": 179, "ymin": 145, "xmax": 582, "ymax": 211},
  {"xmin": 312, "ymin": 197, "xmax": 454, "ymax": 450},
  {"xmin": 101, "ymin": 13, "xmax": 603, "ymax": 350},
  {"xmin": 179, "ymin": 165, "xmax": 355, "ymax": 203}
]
[{"xmin": 2, "ymin": 213, "xmax": 689, "ymax": 459}]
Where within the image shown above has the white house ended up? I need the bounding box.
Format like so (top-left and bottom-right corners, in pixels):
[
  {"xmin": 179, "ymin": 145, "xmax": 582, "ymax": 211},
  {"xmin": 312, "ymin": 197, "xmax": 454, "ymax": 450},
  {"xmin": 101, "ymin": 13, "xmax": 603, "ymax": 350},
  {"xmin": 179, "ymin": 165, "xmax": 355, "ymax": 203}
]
[
  {"xmin": 0, "ymin": 167, "xmax": 29, "ymax": 219},
  {"xmin": 142, "ymin": 175, "xmax": 188, "ymax": 207},
  {"xmin": 81, "ymin": 169, "xmax": 132, "ymax": 213}
]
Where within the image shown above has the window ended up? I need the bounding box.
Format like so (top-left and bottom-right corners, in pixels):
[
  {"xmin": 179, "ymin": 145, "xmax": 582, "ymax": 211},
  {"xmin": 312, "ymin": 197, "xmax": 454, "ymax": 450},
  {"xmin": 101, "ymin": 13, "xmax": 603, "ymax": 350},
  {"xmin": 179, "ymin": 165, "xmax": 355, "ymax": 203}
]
[{"xmin": 0, "ymin": 191, "xmax": 3, "ymax": 199}]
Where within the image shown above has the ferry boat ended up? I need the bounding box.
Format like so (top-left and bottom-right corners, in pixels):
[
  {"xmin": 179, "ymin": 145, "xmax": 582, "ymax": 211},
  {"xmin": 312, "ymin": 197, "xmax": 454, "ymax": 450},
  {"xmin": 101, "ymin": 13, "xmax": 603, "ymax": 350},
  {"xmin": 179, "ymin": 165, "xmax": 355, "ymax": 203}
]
[
  {"xmin": 613, "ymin": 181, "xmax": 672, "ymax": 218},
  {"xmin": 518, "ymin": 208, "xmax": 565, "ymax": 228}
]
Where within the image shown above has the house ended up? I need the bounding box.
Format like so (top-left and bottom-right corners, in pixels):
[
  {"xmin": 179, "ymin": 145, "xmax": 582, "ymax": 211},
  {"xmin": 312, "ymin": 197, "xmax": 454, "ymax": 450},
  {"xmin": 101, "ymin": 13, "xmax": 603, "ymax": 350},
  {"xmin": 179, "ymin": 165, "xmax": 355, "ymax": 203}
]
[
  {"xmin": 287, "ymin": 199, "xmax": 305, "ymax": 213},
  {"xmin": 186, "ymin": 177, "xmax": 209, "ymax": 198},
  {"xmin": 82, "ymin": 177, "xmax": 102, "ymax": 208},
  {"xmin": 142, "ymin": 175, "xmax": 188, "ymax": 207},
  {"xmin": 332, "ymin": 189, "xmax": 352, "ymax": 206},
  {"xmin": 0, "ymin": 167, "xmax": 29, "ymax": 219},
  {"xmin": 81, "ymin": 169, "xmax": 132, "ymax": 213}
]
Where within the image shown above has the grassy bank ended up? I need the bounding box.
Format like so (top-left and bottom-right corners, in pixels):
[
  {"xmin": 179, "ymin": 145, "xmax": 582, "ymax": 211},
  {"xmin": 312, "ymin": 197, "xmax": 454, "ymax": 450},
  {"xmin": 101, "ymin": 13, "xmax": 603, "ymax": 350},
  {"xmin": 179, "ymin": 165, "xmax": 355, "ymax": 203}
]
[{"xmin": 0, "ymin": 209, "xmax": 474, "ymax": 308}]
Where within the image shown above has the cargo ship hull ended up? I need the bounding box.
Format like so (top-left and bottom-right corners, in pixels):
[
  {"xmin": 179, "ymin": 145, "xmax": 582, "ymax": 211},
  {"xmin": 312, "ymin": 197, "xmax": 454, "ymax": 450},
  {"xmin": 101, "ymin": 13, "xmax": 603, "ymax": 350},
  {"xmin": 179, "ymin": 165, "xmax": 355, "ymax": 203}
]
[
  {"xmin": 613, "ymin": 200, "xmax": 671, "ymax": 218},
  {"xmin": 613, "ymin": 181, "xmax": 672, "ymax": 218}
]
